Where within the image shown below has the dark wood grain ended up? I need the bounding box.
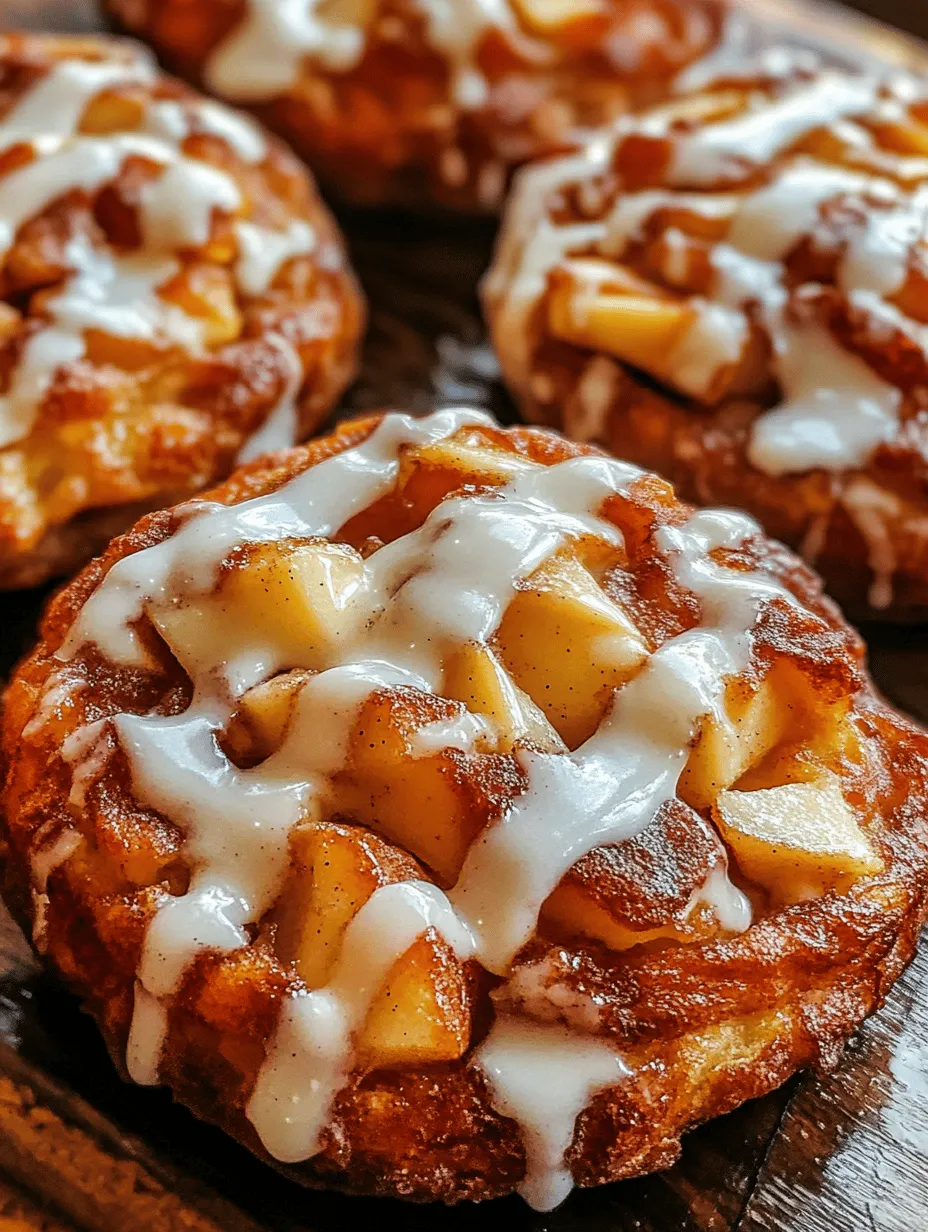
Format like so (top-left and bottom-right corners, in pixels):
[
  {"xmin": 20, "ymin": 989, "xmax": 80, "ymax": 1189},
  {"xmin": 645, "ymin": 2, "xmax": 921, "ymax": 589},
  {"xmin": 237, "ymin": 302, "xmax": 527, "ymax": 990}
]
[
  {"xmin": 0, "ymin": 2, "xmax": 927, "ymax": 1230},
  {"xmin": 740, "ymin": 942, "xmax": 928, "ymax": 1232}
]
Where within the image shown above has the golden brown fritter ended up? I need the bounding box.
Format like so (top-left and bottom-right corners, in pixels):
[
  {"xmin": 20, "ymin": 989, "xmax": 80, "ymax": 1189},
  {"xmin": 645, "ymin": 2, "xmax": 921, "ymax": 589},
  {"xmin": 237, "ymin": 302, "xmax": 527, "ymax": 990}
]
[
  {"xmin": 103, "ymin": 0, "xmax": 726, "ymax": 212},
  {"xmin": 486, "ymin": 54, "xmax": 928, "ymax": 618},
  {"xmin": 0, "ymin": 33, "xmax": 364, "ymax": 588},
  {"xmin": 3, "ymin": 412, "xmax": 928, "ymax": 1207}
]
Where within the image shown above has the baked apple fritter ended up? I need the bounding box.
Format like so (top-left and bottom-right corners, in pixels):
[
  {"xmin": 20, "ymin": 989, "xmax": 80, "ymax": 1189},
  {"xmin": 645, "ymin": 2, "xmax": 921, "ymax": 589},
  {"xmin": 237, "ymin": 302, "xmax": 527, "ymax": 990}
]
[
  {"xmin": 3, "ymin": 410, "xmax": 928, "ymax": 1207},
  {"xmin": 102, "ymin": 0, "xmax": 726, "ymax": 211},
  {"xmin": 486, "ymin": 53, "xmax": 928, "ymax": 618},
  {"xmin": 0, "ymin": 33, "xmax": 363, "ymax": 588}
]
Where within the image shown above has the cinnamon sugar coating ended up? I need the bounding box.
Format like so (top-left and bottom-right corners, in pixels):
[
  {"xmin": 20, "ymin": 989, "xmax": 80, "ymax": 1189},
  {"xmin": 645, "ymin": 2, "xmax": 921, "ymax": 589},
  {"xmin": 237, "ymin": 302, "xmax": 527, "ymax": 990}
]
[
  {"xmin": 3, "ymin": 414, "xmax": 928, "ymax": 1206},
  {"xmin": 103, "ymin": 0, "xmax": 725, "ymax": 212},
  {"xmin": 0, "ymin": 33, "xmax": 363, "ymax": 588}
]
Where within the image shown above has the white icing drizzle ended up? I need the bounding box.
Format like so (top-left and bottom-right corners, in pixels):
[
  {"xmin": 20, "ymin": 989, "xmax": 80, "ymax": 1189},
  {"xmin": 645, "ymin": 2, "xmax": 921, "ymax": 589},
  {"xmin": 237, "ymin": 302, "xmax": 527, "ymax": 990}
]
[
  {"xmin": 666, "ymin": 74, "xmax": 880, "ymax": 187},
  {"xmin": 145, "ymin": 98, "xmax": 268, "ymax": 164},
  {"xmin": 483, "ymin": 139, "xmax": 611, "ymax": 390},
  {"xmin": 0, "ymin": 53, "xmax": 154, "ymax": 153},
  {"xmin": 235, "ymin": 335, "xmax": 304, "ymax": 463},
  {"xmin": 234, "ymin": 219, "xmax": 316, "ymax": 296},
  {"xmin": 137, "ymin": 157, "xmax": 241, "ymax": 250},
  {"xmin": 249, "ymin": 880, "xmax": 476, "ymax": 1161},
  {"xmin": 450, "ymin": 504, "xmax": 778, "ymax": 972},
  {"xmin": 53, "ymin": 408, "xmax": 803, "ymax": 1208},
  {"xmin": 29, "ymin": 828, "xmax": 83, "ymax": 952},
  {"xmin": 0, "ymin": 49, "xmax": 315, "ymax": 452},
  {"xmin": 489, "ymin": 70, "xmax": 928, "ymax": 479},
  {"xmin": 206, "ymin": 0, "xmax": 520, "ymax": 110},
  {"xmin": 0, "ymin": 231, "xmax": 204, "ymax": 449},
  {"xmin": 747, "ymin": 323, "xmax": 901, "ymax": 475},
  {"xmin": 475, "ymin": 1016, "xmax": 629, "ymax": 1211}
]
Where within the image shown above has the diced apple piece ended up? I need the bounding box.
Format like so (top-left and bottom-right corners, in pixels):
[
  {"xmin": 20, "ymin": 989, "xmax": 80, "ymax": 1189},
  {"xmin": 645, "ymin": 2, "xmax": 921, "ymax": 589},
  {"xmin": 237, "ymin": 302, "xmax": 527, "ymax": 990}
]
[
  {"xmin": 319, "ymin": 0, "xmax": 376, "ymax": 24},
  {"xmin": 333, "ymin": 689, "xmax": 514, "ymax": 881},
  {"xmin": 82, "ymin": 330, "xmax": 167, "ymax": 370},
  {"xmin": 713, "ymin": 776, "xmax": 883, "ymax": 902},
  {"xmin": 357, "ymin": 932, "xmax": 470, "ymax": 1067},
  {"xmin": 275, "ymin": 821, "xmax": 426, "ymax": 987},
  {"xmin": 513, "ymin": 0, "xmax": 606, "ymax": 34},
  {"xmin": 79, "ymin": 89, "xmax": 145, "ymax": 134},
  {"xmin": 407, "ymin": 434, "xmax": 538, "ymax": 486},
  {"xmin": 161, "ymin": 263, "xmax": 242, "ymax": 346},
  {"xmin": 496, "ymin": 552, "xmax": 648, "ymax": 748},
  {"xmin": 395, "ymin": 433, "xmax": 538, "ymax": 522},
  {"xmin": 224, "ymin": 538, "xmax": 368, "ymax": 663},
  {"xmin": 152, "ymin": 538, "xmax": 367, "ymax": 679},
  {"xmin": 225, "ymin": 668, "xmax": 312, "ymax": 763},
  {"xmin": 442, "ymin": 641, "xmax": 565, "ymax": 753},
  {"xmin": 680, "ymin": 671, "xmax": 789, "ymax": 810},
  {"xmin": 548, "ymin": 280, "xmax": 695, "ymax": 376},
  {"xmin": 555, "ymin": 257, "xmax": 671, "ymax": 300},
  {"xmin": 273, "ymin": 821, "xmax": 471, "ymax": 1068},
  {"xmin": 543, "ymin": 798, "xmax": 729, "ymax": 949},
  {"xmin": 868, "ymin": 117, "xmax": 928, "ymax": 156},
  {"xmin": 275, "ymin": 822, "xmax": 383, "ymax": 987}
]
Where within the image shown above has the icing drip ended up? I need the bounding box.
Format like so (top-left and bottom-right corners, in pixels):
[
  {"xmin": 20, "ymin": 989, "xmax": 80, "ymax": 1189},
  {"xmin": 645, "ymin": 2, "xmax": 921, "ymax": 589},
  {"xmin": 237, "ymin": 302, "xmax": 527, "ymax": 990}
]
[
  {"xmin": 234, "ymin": 219, "xmax": 316, "ymax": 296},
  {"xmin": 62, "ymin": 410, "xmax": 480, "ymax": 666},
  {"xmin": 748, "ymin": 324, "xmax": 901, "ymax": 474},
  {"xmin": 0, "ymin": 53, "xmax": 154, "ymax": 153},
  {"xmin": 55, "ymin": 408, "xmax": 800, "ymax": 1207},
  {"xmin": 491, "ymin": 67, "xmax": 928, "ymax": 481},
  {"xmin": 475, "ymin": 1016, "xmax": 629, "ymax": 1211},
  {"xmin": 235, "ymin": 335, "xmax": 305, "ymax": 463},
  {"xmin": 666, "ymin": 74, "xmax": 880, "ymax": 187},
  {"xmin": 145, "ymin": 98, "xmax": 268, "ymax": 164},
  {"xmin": 249, "ymin": 880, "xmax": 476, "ymax": 1161},
  {"xmin": 450, "ymin": 505, "xmax": 778, "ymax": 972},
  {"xmin": 0, "ymin": 50, "xmax": 313, "ymax": 449},
  {"xmin": 136, "ymin": 157, "xmax": 241, "ymax": 250},
  {"xmin": 207, "ymin": 0, "xmax": 368, "ymax": 97},
  {"xmin": 0, "ymin": 233, "xmax": 204, "ymax": 449},
  {"xmin": 206, "ymin": 0, "xmax": 519, "ymax": 110}
]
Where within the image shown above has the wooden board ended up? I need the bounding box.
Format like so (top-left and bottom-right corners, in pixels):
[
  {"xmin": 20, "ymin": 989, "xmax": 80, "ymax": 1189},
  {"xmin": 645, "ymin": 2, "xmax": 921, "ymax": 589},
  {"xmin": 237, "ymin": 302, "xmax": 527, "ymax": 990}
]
[{"xmin": 1, "ymin": 2, "xmax": 928, "ymax": 1230}]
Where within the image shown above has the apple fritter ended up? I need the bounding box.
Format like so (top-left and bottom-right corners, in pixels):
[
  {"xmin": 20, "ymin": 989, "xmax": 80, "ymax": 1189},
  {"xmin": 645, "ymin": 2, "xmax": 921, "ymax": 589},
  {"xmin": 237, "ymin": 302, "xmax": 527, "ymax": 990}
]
[
  {"xmin": 0, "ymin": 33, "xmax": 363, "ymax": 588},
  {"xmin": 3, "ymin": 410, "xmax": 927, "ymax": 1209},
  {"xmin": 485, "ymin": 53, "xmax": 928, "ymax": 617},
  {"xmin": 102, "ymin": 0, "xmax": 726, "ymax": 212}
]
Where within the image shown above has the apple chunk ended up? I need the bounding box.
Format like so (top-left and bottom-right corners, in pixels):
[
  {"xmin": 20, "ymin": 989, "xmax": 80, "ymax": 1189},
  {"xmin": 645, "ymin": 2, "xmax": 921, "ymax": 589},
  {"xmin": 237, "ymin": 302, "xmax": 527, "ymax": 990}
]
[
  {"xmin": 442, "ymin": 641, "xmax": 565, "ymax": 753},
  {"xmin": 713, "ymin": 776, "xmax": 883, "ymax": 903},
  {"xmin": 496, "ymin": 551, "xmax": 648, "ymax": 748},
  {"xmin": 358, "ymin": 932, "xmax": 471, "ymax": 1067},
  {"xmin": 275, "ymin": 822, "xmax": 392, "ymax": 988},
  {"xmin": 680, "ymin": 670, "xmax": 792, "ymax": 810},
  {"xmin": 152, "ymin": 538, "xmax": 367, "ymax": 680},
  {"xmin": 273, "ymin": 821, "xmax": 472, "ymax": 1068},
  {"xmin": 332, "ymin": 689, "xmax": 519, "ymax": 882},
  {"xmin": 225, "ymin": 668, "xmax": 313, "ymax": 763},
  {"xmin": 513, "ymin": 0, "xmax": 607, "ymax": 34},
  {"xmin": 548, "ymin": 278, "xmax": 694, "ymax": 378}
]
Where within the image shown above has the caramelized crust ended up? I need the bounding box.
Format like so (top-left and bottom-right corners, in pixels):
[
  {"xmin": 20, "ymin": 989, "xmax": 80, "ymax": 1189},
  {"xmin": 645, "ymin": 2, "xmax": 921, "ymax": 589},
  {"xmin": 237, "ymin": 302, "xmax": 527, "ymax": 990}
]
[
  {"xmin": 0, "ymin": 34, "xmax": 363, "ymax": 588},
  {"xmin": 103, "ymin": 0, "xmax": 725, "ymax": 212},
  {"xmin": 486, "ymin": 54, "xmax": 928, "ymax": 617},
  {"xmin": 3, "ymin": 413, "xmax": 928, "ymax": 1206}
]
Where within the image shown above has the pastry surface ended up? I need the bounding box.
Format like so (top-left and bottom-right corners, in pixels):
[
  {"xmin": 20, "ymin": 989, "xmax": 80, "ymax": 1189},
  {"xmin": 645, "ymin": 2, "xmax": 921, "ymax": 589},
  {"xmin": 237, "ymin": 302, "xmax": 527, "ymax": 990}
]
[
  {"xmin": 485, "ymin": 52, "xmax": 928, "ymax": 617},
  {"xmin": 0, "ymin": 32, "xmax": 363, "ymax": 588},
  {"xmin": 102, "ymin": 0, "xmax": 726, "ymax": 211},
  {"xmin": 4, "ymin": 409, "xmax": 928, "ymax": 1208}
]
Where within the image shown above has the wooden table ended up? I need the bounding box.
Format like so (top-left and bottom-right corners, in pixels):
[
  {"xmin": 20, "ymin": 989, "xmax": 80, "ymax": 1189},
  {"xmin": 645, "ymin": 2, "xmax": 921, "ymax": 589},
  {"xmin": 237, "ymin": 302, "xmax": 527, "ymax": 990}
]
[{"xmin": 2, "ymin": 2, "xmax": 928, "ymax": 1229}]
